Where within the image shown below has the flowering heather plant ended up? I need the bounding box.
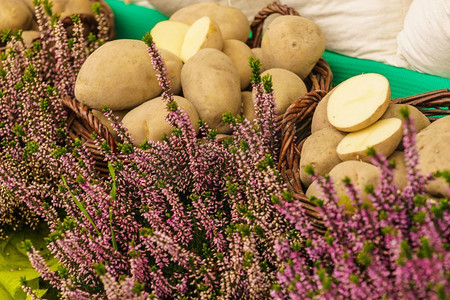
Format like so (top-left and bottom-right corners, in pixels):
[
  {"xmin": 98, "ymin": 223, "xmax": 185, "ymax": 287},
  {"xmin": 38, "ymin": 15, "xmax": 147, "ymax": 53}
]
[
  {"xmin": 1, "ymin": 1, "xmax": 448, "ymax": 298},
  {"xmin": 273, "ymin": 108, "xmax": 450, "ymax": 299},
  {"xmin": 10, "ymin": 31, "xmax": 294, "ymax": 298},
  {"xmin": 0, "ymin": 0, "xmax": 109, "ymax": 239}
]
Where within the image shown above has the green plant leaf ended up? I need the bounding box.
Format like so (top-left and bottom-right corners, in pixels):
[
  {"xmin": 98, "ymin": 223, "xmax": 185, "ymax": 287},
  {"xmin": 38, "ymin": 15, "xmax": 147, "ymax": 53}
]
[{"xmin": 0, "ymin": 228, "xmax": 58, "ymax": 299}]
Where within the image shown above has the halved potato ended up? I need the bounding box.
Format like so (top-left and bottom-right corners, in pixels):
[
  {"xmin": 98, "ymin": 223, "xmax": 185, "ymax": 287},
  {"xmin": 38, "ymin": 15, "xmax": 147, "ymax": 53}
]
[
  {"xmin": 150, "ymin": 20, "xmax": 190, "ymax": 59},
  {"xmin": 180, "ymin": 16, "xmax": 223, "ymax": 63},
  {"xmin": 327, "ymin": 73, "xmax": 391, "ymax": 132},
  {"xmin": 336, "ymin": 118, "xmax": 403, "ymax": 162}
]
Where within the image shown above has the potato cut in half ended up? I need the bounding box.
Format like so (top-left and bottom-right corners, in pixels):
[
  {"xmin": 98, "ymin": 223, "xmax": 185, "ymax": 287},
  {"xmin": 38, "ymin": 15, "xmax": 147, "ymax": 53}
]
[
  {"xmin": 336, "ymin": 118, "xmax": 403, "ymax": 162},
  {"xmin": 150, "ymin": 20, "xmax": 189, "ymax": 59},
  {"xmin": 327, "ymin": 73, "xmax": 391, "ymax": 132},
  {"xmin": 180, "ymin": 16, "xmax": 223, "ymax": 63}
]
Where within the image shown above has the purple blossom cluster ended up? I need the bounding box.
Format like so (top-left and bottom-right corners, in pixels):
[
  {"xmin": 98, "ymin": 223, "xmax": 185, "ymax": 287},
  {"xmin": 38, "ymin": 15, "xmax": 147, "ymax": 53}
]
[
  {"xmin": 0, "ymin": 1, "xmax": 108, "ymax": 238},
  {"xmin": 273, "ymin": 110, "xmax": 449, "ymax": 299}
]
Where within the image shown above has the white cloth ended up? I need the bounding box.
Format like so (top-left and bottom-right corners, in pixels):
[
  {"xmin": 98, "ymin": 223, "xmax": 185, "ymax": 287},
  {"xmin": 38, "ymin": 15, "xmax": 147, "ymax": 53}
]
[
  {"xmin": 282, "ymin": 0, "xmax": 413, "ymax": 64},
  {"xmin": 387, "ymin": 0, "xmax": 450, "ymax": 78}
]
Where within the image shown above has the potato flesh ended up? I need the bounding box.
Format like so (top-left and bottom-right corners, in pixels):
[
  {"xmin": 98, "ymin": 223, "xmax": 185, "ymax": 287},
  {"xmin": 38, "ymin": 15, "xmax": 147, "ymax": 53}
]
[
  {"xmin": 151, "ymin": 21, "xmax": 189, "ymax": 59},
  {"xmin": 180, "ymin": 16, "xmax": 223, "ymax": 63},
  {"xmin": 327, "ymin": 73, "xmax": 390, "ymax": 132},
  {"xmin": 337, "ymin": 118, "xmax": 402, "ymax": 161}
]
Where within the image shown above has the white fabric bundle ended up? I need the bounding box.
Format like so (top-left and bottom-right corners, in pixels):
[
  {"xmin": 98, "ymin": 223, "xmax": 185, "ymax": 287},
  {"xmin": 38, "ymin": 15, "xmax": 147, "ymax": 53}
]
[
  {"xmin": 387, "ymin": 0, "xmax": 450, "ymax": 78},
  {"xmin": 282, "ymin": 0, "xmax": 412, "ymax": 64}
]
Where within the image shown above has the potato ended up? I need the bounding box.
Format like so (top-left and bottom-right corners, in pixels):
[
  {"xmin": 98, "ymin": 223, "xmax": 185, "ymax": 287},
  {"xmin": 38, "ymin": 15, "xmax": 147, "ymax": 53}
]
[
  {"xmin": 261, "ymin": 15, "xmax": 325, "ymax": 79},
  {"xmin": 255, "ymin": 68, "xmax": 307, "ymax": 115},
  {"xmin": 336, "ymin": 118, "xmax": 403, "ymax": 162},
  {"xmin": 306, "ymin": 160, "xmax": 380, "ymax": 213},
  {"xmin": 170, "ymin": 2, "xmax": 250, "ymax": 42},
  {"xmin": 151, "ymin": 20, "xmax": 190, "ymax": 59},
  {"xmin": 222, "ymin": 39, "xmax": 253, "ymax": 90},
  {"xmin": 250, "ymin": 47, "xmax": 267, "ymax": 72},
  {"xmin": 21, "ymin": 31, "xmax": 40, "ymax": 47},
  {"xmin": 122, "ymin": 96, "xmax": 200, "ymax": 145},
  {"xmin": 416, "ymin": 128, "xmax": 450, "ymax": 197},
  {"xmin": 161, "ymin": 50, "xmax": 184, "ymax": 95},
  {"xmin": 181, "ymin": 48, "xmax": 241, "ymax": 133},
  {"xmin": 327, "ymin": 73, "xmax": 391, "ymax": 132},
  {"xmin": 299, "ymin": 127, "xmax": 345, "ymax": 187},
  {"xmin": 92, "ymin": 109, "xmax": 129, "ymax": 140},
  {"xmin": 387, "ymin": 151, "xmax": 408, "ymax": 189},
  {"xmin": 416, "ymin": 115, "xmax": 450, "ymax": 136},
  {"xmin": 241, "ymin": 91, "xmax": 255, "ymax": 121},
  {"xmin": 180, "ymin": 16, "xmax": 223, "ymax": 63},
  {"xmin": 75, "ymin": 40, "xmax": 183, "ymax": 110},
  {"xmin": 380, "ymin": 104, "xmax": 430, "ymax": 133},
  {"xmin": 0, "ymin": 0, "xmax": 34, "ymax": 31},
  {"xmin": 311, "ymin": 88, "xmax": 335, "ymax": 133}
]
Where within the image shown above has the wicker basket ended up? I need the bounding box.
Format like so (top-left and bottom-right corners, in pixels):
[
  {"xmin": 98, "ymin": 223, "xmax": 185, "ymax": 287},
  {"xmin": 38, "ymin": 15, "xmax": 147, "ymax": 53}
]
[
  {"xmin": 62, "ymin": 2, "xmax": 334, "ymax": 176},
  {"xmin": 280, "ymin": 87, "xmax": 450, "ymax": 233}
]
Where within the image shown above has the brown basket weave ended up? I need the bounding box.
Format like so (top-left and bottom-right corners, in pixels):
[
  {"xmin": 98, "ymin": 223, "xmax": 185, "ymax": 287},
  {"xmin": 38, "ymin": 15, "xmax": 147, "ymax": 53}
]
[{"xmin": 62, "ymin": 2, "xmax": 333, "ymax": 176}]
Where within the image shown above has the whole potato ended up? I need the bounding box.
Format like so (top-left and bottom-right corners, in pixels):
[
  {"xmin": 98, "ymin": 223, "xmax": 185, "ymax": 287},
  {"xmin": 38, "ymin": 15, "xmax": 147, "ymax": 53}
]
[
  {"xmin": 222, "ymin": 39, "xmax": 253, "ymax": 90},
  {"xmin": 416, "ymin": 115, "xmax": 449, "ymax": 136},
  {"xmin": 181, "ymin": 48, "xmax": 241, "ymax": 133},
  {"xmin": 122, "ymin": 96, "xmax": 200, "ymax": 145},
  {"xmin": 241, "ymin": 91, "xmax": 255, "ymax": 121},
  {"xmin": 380, "ymin": 104, "xmax": 430, "ymax": 133},
  {"xmin": 254, "ymin": 68, "xmax": 307, "ymax": 115},
  {"xmin": 92, "ymin": 109, "xmax": 129, "ymax": 140},
  {"xmin": 416, "ymin": 129, "xmax": 450, "ymax": 197},
  {"xmin": 170, "ymin": 2, "xmax": 250, "ymax": 42},
  {"xmin": 299, "ymin": 127, "xmax": 345, "ymax": 187},
  {"xmin": 250, "ymin": 47, "xmax": 267, "ymax": 72},
  {"xmin": 75, "ymin": 40, "xmax": 182, "ymax": 111},
  {"xmin": 261, "ymin": 15, "xmax": 325, "ymax": 79},
  {"xmin": 0, "ymin": 0, "xmax": 33, "ymax": 31},
  {"xmin": 387, "ymin": 151, "xmax": 408, "ymax": 190},
  {"xmin": 311, "ymin": 88, "xmax": 335, "ymax": 133},
  {"xmin": 306, "ymin": 160, "xmax": 380, "ymax": 213}
]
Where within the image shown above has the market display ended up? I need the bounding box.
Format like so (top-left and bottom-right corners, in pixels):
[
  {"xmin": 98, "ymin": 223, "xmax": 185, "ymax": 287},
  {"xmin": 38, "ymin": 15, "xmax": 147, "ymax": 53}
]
[{"xmin": 0, "ymin": 1, "xmax": 448, "ymax": 299}]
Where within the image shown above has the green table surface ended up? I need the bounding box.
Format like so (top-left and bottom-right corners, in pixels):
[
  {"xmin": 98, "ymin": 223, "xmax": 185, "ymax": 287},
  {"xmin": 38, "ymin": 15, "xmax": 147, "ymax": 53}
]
[{"xmin": 105, "ymin": 0, "xmax": 450, "ymax": 99}]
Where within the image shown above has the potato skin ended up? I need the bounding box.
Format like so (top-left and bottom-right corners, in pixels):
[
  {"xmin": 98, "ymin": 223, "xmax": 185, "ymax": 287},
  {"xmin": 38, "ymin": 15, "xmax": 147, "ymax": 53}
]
[
  {"xmin": 261, "ymin": 16, "xmax": 325, "ymax": 79},
  {"xmin": 75, "ymin": 40, "xmax": 182, "ymax": 111},
  {"xmin": 222, "ymin": 39, "xmax": 253, "ymax": 90},
  {"xmin": 241, "ymin": 91, "xmax": 255, "ymax": 122},
  {"xmin": 92, "ymin": 109, "xmax": 129, "ymax": 140},
  {"xmin": 311, "ymin": 88, "xmax": 335, "ymax": 133},
  {"xmin": 416, "ymin": 126, "xmax": 450, "ymax": 197},
  {"xmin": 306, "ymin": 160, "xmax": 380, "ymax": 212},
  {"xmin": 181, "ymin": 48, "xmax": 241, "ymax": 133},
  {"xmin": 170, "ymin": 2, "xmax": 250, "ymax": 42},
  {"xmin": 0, "ymin": 0, "xmax": 33, "ymax": 30},
  {"xmin": 256, "ymin": 68, "xmax": 307, "ymax": 115},
  {"xmin": 299, "ymin": 127, "xmax": 345, "ymax": 187},
  {"xmin": 122, "ymin": 96, "xmax": 200, "ymax": 145},
  {"xmin": 387, "ymin": 151, "xmax": 408, "ymax": 190},
  {"xmin": 380, "ymin": 104, "xmax": 430, "ymax": 133}
]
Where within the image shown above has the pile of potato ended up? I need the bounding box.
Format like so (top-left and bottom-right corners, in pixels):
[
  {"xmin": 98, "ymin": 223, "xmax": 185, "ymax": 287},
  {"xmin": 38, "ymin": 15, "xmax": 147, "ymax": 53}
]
[
  {"xmin": 74, "ymin": 2, "xmax": 326, "ymax": 144},
  {"xmin": 301, "ymin": 73, "xmax": 449, "ymax": 205}
]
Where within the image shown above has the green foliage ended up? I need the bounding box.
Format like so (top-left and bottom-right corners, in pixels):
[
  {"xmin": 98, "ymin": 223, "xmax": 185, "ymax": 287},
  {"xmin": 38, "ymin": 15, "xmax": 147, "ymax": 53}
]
[{"xmin": 0, "ymin": 229, "xmax": 58, "ymax": 300}]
